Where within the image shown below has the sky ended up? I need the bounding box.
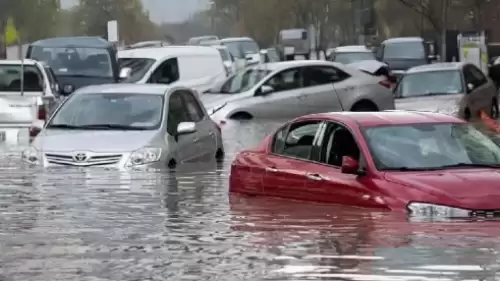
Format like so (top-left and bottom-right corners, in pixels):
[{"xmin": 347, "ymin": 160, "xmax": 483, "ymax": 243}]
[{"xmin": 60, "ymin": 0, "xmax": 209, "ymax": 23}]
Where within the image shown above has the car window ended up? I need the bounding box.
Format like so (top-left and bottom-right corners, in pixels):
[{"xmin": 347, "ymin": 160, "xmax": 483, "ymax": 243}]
[
  {"xmin": 181, "ymin": 91, "xmax": 205, "ymax": 122},
  {"xmin": 149, "ymin": 58, "xmax": 179, "ymax": 84},
  {"xmin": 0, "ymin": 64, "xmax": 44, "ymax": 92},
  {"xmin": 118, "ymin": 58, "xmax": 156, "ymax": 83},
  {"xmin": 382, "ymin": 42, "xmax": 425, "ymax": 59},
  {"xmin": 167, "ymin": 92, "xmax": 190, "ymax": 135},
  {"xmin": 303, "ymin": 66, "xmax": 349, "ymax": 86},
  {"xmin": 44, "ymin": 66, "xmax": 58, "ymax": 91},
  {"xmin": 272, "ymin": 121, "xmax": 322, "ymax": 160},
  {"xmin": 468, "ymin": 65, "xmax": 488, "ymax": 86},
  {"xmin": 217, "ymin": 68, "xmax": 271, "ymax": 94},
  {"xmin": 317, "ymin": 122, "xmax": 360, "ymax": 166},
  {"xmin": 330, "ymin": 52, "xmax": 376, "ymax": 64},
  {"xmin": 48, "ymin": 93, "xmax": 164, "ymax": 129},
  {"xmin": 265, "ymin": 68, "xmax": 302, "ymax": 92}
]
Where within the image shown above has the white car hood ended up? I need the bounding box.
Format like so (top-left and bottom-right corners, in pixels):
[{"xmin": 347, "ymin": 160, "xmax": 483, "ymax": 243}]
[
  {"xmin": 395, "ymin": 94, "xmax": 462, "ymax": 116},
  {"xmin": 201, "ymin": 93, "xmax": 250, "ymax": 110},
  {"xmin": 33, "ymin": 130, "xmax": 157, "ymax": 152}
]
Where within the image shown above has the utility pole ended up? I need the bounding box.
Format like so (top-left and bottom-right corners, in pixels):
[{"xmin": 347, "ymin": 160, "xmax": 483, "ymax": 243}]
[
  {"xmin": 0, "ymin": 18, "xmax": 6, "ymax": 59},
  {"xmin": 440, "ymin": 0, "xmax": 448, "ymax": 62}
]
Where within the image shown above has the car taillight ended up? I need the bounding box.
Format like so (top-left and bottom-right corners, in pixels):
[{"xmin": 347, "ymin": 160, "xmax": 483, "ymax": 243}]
[
  {"xmin": 29, "ymin": 126, "xmax": 41, "ymax": 138},
  {"xmin": 379, "ymin": 80, "xmax": 392, "ymax": 89},
  {"xmin": 37, "ymin": 105, "xmax": 46, "ymax": 120}
]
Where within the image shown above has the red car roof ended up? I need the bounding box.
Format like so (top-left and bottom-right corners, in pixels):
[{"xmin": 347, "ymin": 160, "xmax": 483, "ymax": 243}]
[{"xmin": 298, "ymin": 111, "xmax": 465, "ymax": 127}]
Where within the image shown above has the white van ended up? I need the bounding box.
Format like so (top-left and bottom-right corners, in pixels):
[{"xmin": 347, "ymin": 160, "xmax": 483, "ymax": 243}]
[{"xmin": 117, "ymin": 46, "xmax": 226, "ymax": 93}]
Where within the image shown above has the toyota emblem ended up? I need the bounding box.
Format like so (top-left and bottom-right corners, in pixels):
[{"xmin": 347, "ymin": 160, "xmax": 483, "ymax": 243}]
[{"xmin": 73, "ymin": 153, "xmax": 88, "ymax": 162}]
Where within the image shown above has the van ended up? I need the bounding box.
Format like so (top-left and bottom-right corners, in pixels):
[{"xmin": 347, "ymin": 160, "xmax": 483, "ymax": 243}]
[
  {"xmin": 376, "ymin": 37, "xmax": 437, "ymax": 79},
  {"xmin": 279, "ymin": 28, "xmax": 310, "ymax": 60},
  {"xmin": 117, "ymin": 46, "xmax": 226, "ymax": 93}
]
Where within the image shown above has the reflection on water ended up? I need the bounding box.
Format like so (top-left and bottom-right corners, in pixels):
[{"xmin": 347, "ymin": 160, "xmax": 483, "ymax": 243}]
[{"xmin": 1, "ymin": 119, "xmax": 500, "ymax": 280}]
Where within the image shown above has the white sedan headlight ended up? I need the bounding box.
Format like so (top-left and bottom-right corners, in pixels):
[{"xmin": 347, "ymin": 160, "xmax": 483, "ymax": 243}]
[
  {"xmin": 22, "ymin": 147, "xmax": 42, "ymax": 165},
  {"xmin": 127, "ymin": 147, "xmax": 161, "ymax": 166},
  {"xmin": 407, "ymin": 202, "xmax": 470, "ymax": 218}
]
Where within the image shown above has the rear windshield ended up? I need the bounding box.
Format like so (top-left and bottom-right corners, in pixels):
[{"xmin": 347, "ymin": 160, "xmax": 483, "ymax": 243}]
[
  {"xmin": 383, "ymin": 42, "xmax": 425, "ymax": 59},
  {"xmin": 0, "ymin": 64, "xmax": 43, "ymax": 92},
  {"xmin": 217, "ymin": 49, "xmax": 230, "ymax": 61},
  {"xmin": 330, "ymin": 52, "xmax": 376, "ymax": 64}
]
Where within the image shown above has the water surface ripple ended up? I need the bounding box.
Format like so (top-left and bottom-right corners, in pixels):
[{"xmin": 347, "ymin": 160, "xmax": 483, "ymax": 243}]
[{"xmin": 1, "ymin": 119, "xmax": 500, "ymax": 281}]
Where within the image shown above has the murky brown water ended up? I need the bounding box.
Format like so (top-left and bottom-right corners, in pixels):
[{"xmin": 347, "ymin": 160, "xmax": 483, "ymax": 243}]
[{"xmin": 2, "ymin": 119, "xmax": 500, "ymax": 281}]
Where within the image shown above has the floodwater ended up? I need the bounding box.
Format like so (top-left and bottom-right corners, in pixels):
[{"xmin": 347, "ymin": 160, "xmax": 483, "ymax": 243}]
[{"xmin": 2, "ymin": 119, "xmax": 500, "ymax": 281}]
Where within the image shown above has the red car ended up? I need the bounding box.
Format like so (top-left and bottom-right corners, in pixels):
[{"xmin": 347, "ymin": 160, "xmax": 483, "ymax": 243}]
[{"xmin": 230, "ymin": 111, "xmax": 500, "ymax": 217}]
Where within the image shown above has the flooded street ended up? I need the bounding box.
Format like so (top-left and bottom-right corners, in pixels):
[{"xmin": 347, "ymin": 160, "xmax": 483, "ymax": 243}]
[{"xmin": 2, "ymin": 119, "xmax": 500, "ymax": 281}]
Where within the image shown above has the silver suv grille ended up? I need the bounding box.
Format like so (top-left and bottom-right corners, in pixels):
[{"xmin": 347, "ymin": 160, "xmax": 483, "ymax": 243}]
[{"xmin": 45, "ymin": 153, "xmax": 123, "ymax": 166}]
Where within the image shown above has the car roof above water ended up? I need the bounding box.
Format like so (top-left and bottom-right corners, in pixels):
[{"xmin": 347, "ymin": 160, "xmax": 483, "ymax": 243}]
[
  {"xmin": 406, "ymin": 62, "xmax": 464, "ymax": 74},
  {"xmin": 299, "ymin": 111, "xmax": 464, "ymax": 127},
  {"xmin": 334, "ymin": 45, "xmax": 372, "ymax": 53},
  {"xmin": 75, "ymin": 84, "xmax": 173, "ymax": 95},
  {"xmin": 117, "ymin": 45, "xmax": 219, "ymax": 60},
  {"xmin": 252, "ymin": 60, "xmax": 342, "ymax": 72}
]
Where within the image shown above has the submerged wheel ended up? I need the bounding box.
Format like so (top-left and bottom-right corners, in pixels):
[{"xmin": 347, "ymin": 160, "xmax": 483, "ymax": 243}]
[
  {"xmin": 167, "ymin": 159, "xmax": 176, "ymax": 169},
  {"xmin": 351, "ymin": 101, "xmax": 379, "ymax": 112},
  {"xmin": 463, "ymin": 108, "xmax": 471, "ymax": 121},
  {"xmin": 492, "ymin": 99, "xmax": 499, "ymax": 119},
  {"xmin": 230, "ymin": 112, "xmax": 253, "ymax": 120},
  {"xmin": 215, "ymin": 148, "xmax": 224, "ymax": 162}
]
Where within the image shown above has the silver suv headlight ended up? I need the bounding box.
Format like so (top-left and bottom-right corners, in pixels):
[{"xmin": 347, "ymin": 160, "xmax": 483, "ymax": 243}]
[
  {"xmin": 22, "ymin": 147, "xmax": 42, "ymax": 165},
  {"xmin": 407, "ymin": 202, "xmax": 470, "ymax": 217},
  {"xmin": 127, "ymin": 147, "xmax": 161, "ymax": 166}
]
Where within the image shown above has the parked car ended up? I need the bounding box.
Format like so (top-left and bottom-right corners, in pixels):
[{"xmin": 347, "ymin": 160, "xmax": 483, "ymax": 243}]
[
  {"xmin": 117, "ymin": 46, "xmax": 226, "ymax": 93},
  {"xmin": 327, "ymin": 45, "xmax": 376, "ymax": 64},
  {"xmin": 0, "ymin": 59, "xmax": 61, "ymax": 143},
  {"xmin": 202, "ymin": 60, "xmax": 395, "ymax": 121},
  {"xmin": 187, "ymin": 35, "xmax": 219, "ymax": 45},
  {"xmin": 23, "ymin": 84, "xmax": 224, "ymax": 168},
  {"xmin": 278, "ymin": 28, "xmax": 310, "ymax": 60},
  {"xmin": 230, "ymin": 110, "xmax": 500, "ymax": 216},
  {"xmin": 26, "ymin": 36, "xmax": 119, "ymax": 93},
  {"xmin": 394, "ymin": 62, "xmax": 499, "ymax": 119},
  {"xmin": 126, "ymin": 41, "xmax": 171, "ymax": 49},
  {"xmin": 214, "ymin": 45, "xmax": 236, "ymax": 76},
  {"xmin": 375, "ymin": 37, "xmax": 437, "ymax": 80}
]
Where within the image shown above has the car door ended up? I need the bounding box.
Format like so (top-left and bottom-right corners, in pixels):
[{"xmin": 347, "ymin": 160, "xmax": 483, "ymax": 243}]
[
  {"xmin": 166, "ymin": 91, "xmax": 199, "ymax": 163},
  {"xmin": 304, "ymin": 121, "xmax": 382, "ymax": 207},
  {"xmin": 301, "ymin": 65, "xmax": 347, "ymax": 114},
  {"xmin": 463, "ymin": 64, "xmax": 492, "ymax": 115},
  {"xmin": 180, "ymin": 89, "xmax": 217, "ymax": 161},
  {"xmin": 262, "ymin": 120, "xmax": 324, "ymax": 199},
  {"xmin": 248, "ymin": 67, "xmax": 306, "ymax": 118}
]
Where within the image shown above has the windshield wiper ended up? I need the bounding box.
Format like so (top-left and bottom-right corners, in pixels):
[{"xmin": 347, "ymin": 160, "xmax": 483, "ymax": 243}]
[
  {"xmin": 77, "ymin": 124, "xmax": 148, "ymax": 130},
  {"xmin": 46, "ymin": 124, "xmax": 82, "ymax": 129},
  {"xmin": 58, "ymin": 74, "xmax": 111, "ymax": 78},
  {"xmin": 433, "ymin": 163, "xmax": 500, "ymax": 169}
]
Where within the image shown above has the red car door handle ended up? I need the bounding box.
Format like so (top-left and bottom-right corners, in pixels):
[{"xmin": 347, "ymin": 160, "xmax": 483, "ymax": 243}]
[
  {"xmin": 266, "ymin": 166, "xmax": 278, "ymax": 172},
  {"xmin": 306, "ymin": 173, "xmax": 323, "ymax": 181}
]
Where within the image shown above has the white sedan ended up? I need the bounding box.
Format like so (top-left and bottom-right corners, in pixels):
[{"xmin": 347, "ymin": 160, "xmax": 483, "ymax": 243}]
[{"xmin": 202, "ymin": 60, "xmax": 395, "ymax": 122}]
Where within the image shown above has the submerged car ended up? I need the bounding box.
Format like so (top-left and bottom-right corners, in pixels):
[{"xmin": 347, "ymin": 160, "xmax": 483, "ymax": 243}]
[
  {"xmin": 26, "ymin": 36, "xmax": 119, "ymax": 94},
  {"xmin": 395, "ymin": 62, "xmax": 499, "ymax": 119},
  {"xmin": 230, "ymin": 111, "xmax": 500, "ymax": 216},
  {"xmin": 23, "ymin": 84, "xmax": 224, "ymax": 168},
  {"xmin": 0, "ymin": 59, "xmax": 60, "ymax": 143},
  {"xmin": 327, "ymin": 45, "xmax": 376, "ymax": 64},
  {"xmin": 202, "ymin": 60, "xmax": 395, "ymax": 121}
]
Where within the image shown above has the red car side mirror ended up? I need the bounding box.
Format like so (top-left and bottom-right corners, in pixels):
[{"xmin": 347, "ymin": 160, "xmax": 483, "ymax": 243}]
[{"xmin": 341, "ymin": 156, "xmax": 359, "ymax": 174}]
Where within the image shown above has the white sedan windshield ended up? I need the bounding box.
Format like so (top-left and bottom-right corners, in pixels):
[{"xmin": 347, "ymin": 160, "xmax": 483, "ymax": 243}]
[
  {"xmin": 215, "ymin": 68, "xmax": 271, "ymax": 94},
  {"xmin": 48, "ymin": 93, "xmax": 164, "ymax": 130},
  {"xmin": 398, "ymin": 70, "xmax": 464, "ymax": 97},
  {"xmin": 364, "ymin": 123, "xmax": 500, "ymax": 170}
]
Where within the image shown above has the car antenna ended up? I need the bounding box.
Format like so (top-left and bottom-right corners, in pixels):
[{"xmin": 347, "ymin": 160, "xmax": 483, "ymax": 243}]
[{"xmin": 20, "ymin": 56, "xmax": 24, "ymax": 96}]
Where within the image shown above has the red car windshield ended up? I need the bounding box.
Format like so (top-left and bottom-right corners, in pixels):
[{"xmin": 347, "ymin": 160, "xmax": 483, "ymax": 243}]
[{"xmin": 363, "ymin": 123, "xmax": 500, "ymax": 170}]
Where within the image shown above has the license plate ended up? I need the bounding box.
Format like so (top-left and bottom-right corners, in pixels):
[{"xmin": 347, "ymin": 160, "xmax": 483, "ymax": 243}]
[
  {"xmin": 0, "ymin": 131, "xmax": 5, "ymax": 142},
  {"xmin": 284, "ymin": 47, "xmax": 295, "ymax": 54}
]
